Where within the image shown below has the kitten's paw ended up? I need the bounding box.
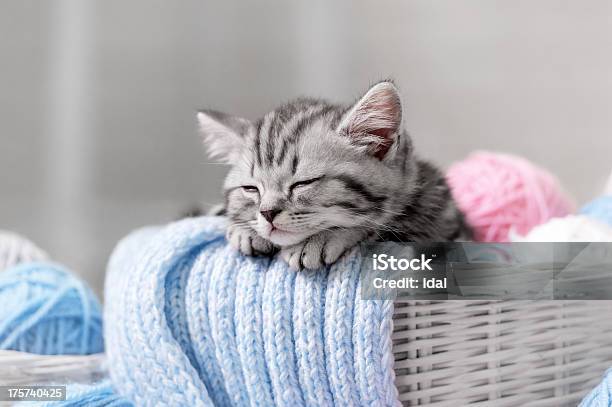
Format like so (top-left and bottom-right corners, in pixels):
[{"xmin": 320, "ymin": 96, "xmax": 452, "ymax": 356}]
[
  {"xmin": 280, "ymin": 237, "xmax": 323, "ymax": 270},
  {"xmin": 226, "ymin": 224, "xmax": 275, "ymax": 256},
  {"xmin": 280, "ymin": 232, "xmax": 355, "ymax": 270}
]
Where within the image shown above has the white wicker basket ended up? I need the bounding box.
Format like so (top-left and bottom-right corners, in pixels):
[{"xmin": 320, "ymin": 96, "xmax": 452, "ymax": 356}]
[
  {"xmin": 392, "ymin": 300, "xmax": 612, "ymax": 406},
  {"xmin": 0, "ymin": 350, "xmax": 106, "ymax": 386}
]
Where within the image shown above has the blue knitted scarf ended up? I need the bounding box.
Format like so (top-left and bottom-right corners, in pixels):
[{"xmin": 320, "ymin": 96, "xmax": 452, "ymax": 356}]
[{"xmin": 103, "ymin": 216, "xmax": 399, "ymax": 406}]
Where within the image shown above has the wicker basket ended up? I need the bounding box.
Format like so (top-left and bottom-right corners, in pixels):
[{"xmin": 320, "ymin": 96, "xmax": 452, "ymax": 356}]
[
  {"xmin": 0, "ymin": 350, "xmax": 105, "ymax": 406},
  {"xmin": 0, "ymin": 350, "xmax": 106, "ymax": 386},
  {"xmin": 392, "ymin": 300, "xmax": 612, "ymax": 406}
]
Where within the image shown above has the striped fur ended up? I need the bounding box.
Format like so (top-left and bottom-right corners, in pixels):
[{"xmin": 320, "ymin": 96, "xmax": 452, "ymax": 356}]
[{"xmin": 198, "ymin": 81, "xmax": 471, "ymax": 269}]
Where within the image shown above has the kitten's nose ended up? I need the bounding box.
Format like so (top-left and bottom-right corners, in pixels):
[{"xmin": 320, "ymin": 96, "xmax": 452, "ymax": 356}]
[{"xmin": 260, "ymin": 209, "xmax": 281, "ymax": 224}]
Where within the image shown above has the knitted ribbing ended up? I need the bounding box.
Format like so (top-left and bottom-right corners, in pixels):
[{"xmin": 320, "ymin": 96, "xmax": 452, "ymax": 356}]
[
  {"xmin": 186, "ymin": 243, "xmax": 232, "ymax": 406},
  {"xmin": 208, "ymin": 248, "xmax": 250, "ymax": 406},
  {"xmin": 353, "ymin": 287, "xmax": 400, "ymax": 406},
  {"xmin": 105, "ymin": 223, "xmax": 216, "ymax": 407},
  {"xmin": 262, "ymin": 258, "xmax": 305, "ymax": 405},
  {"xmin": 235, "ymin": 255, "xmax": 275, "ymax": 406},
  {"xmin": 104, "ymin": 217, "xmax": 399, "ymax": 406},
  {"xmin": 324, "ymin": 251, "xmax": 362, "ymax": 406},
  {"xmin": 293, "ymin": 266, "xmax": 334, "ymax": 406}
]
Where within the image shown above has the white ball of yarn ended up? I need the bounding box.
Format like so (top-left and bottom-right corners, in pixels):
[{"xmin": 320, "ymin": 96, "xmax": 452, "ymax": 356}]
[
  {"xmin": 0, "ymin": 231, "xmax": 49, "ymax": 272},
  {"xmin": 513, "ymin": 215, "xmax": 612, "ymax": 242}
]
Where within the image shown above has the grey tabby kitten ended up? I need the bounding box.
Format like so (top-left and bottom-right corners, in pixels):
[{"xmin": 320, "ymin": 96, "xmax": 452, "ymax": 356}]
[{"xmin": 198, "ymin": 81, "xmax": 470, "ymax": 270}]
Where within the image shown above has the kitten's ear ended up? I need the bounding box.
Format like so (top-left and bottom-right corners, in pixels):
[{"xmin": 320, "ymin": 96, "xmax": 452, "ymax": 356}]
[
  {"xmin": 337, "ymin": 81, "xmax": 402, "ymax": 159},
  {"xmin": 197, "ymin": 109, "xmax": 252, "ymax": 163}
]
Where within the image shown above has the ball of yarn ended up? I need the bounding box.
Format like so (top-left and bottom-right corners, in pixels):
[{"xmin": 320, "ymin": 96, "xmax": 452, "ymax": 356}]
[
  {"xmin": 512, "ymin": 215, "xmax": 612, "ymax": 242},
  {"xmin": 0, "ymin": 231, "xmax": 48, "ymax": 272},
  {"xmin": 446, "ymin": 151, "xmax": 575, "ymax": 242},
  {"xmin": 0, "ymin": 262, "xmax": 103, "ymax": 355},
  {"xmin": 581, "ymin": 196, "xmax": 612, "ymax": 227}
]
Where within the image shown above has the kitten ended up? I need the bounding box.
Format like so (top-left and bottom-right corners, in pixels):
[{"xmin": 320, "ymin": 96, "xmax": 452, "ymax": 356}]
[{"xmin": 197, "ymin": 81, "xmax": 470, "ymax": 270}]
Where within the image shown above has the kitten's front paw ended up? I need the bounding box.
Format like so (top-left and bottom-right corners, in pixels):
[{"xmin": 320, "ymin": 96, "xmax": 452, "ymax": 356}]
[
  {"xmin": 280, "ymin": 232, "xmax": 354, "ymax": 270},
  {"xmin": 226, "ymin": 224, "xmax": 276, "ymax": 256}
]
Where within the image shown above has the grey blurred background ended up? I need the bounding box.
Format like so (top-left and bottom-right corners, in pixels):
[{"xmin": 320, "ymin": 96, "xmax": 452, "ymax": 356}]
[{"xmin": 1, "ymin": 0, "xmax": 611, "ymax": 293}]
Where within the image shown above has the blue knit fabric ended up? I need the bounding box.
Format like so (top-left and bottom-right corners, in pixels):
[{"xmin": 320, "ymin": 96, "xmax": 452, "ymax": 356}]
[
  {"xmin": 580, "ymin": 369, "xmax": 612, "ymax": 407},
  {"xmin": 33, "ymin": 381, "xmax": 132, "ymax": 407},
  {"xmin": 102, "ymin": 216, "xmax": 399, "ymax": 406}
]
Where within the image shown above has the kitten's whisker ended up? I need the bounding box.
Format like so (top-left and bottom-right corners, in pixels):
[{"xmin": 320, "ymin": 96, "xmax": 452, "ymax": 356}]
[
  {"xmin": 351, "ymin": 213, "xmax": 402, "ymax": 232},
  {"xmin": 368, "ymin": 206, "xmax": 407, "ymax": 217},
  {"xmin": 316, "ymin": 225, "xmax": 347, "ymax": 234},
  {"xmin": 361, "ymin": 220, "xmax": 405, "ymax": 237},
  {"xmin": 348, "ymin": 214, "xmax": 409, "ymax": 243}
]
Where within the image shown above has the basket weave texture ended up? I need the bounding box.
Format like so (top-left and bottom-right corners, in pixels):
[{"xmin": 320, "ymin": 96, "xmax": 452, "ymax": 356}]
[
  {"xmin": 0, "ymin": 350, "xmax": 106, "ymax": 386},
  {"xmin": 392, "ymin": 300, "xmax": 612, "ymax": 406}
]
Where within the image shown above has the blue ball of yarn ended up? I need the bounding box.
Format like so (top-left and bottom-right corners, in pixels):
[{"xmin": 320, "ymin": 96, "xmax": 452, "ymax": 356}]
[
  {"xmin": 0, "ymin": 262, "xmax": 103, "ymax": 355},
  {"xmin": 581, "ymin": 195, "xmax": 612, "ymax": 227}
]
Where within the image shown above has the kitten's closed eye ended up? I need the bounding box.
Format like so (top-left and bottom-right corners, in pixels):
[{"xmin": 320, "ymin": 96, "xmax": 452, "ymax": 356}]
[
  {"xmin": 242, "ymin": 185, "xmax": 259, "ymax": 193},
  {"xmin": 290, "ymin": 177, "xmax": 322, "ymax": 191}
]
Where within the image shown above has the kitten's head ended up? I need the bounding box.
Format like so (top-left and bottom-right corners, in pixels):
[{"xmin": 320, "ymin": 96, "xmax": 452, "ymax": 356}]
[{"xmin": 198, "ymin": 81, "xmax": 408, "ymax": 246}]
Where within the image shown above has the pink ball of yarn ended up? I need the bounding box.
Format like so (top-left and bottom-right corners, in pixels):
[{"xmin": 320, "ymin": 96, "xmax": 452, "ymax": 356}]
[{"xmin": 446, "ymin": 151, "xmax": 575, "ymax": 242}]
